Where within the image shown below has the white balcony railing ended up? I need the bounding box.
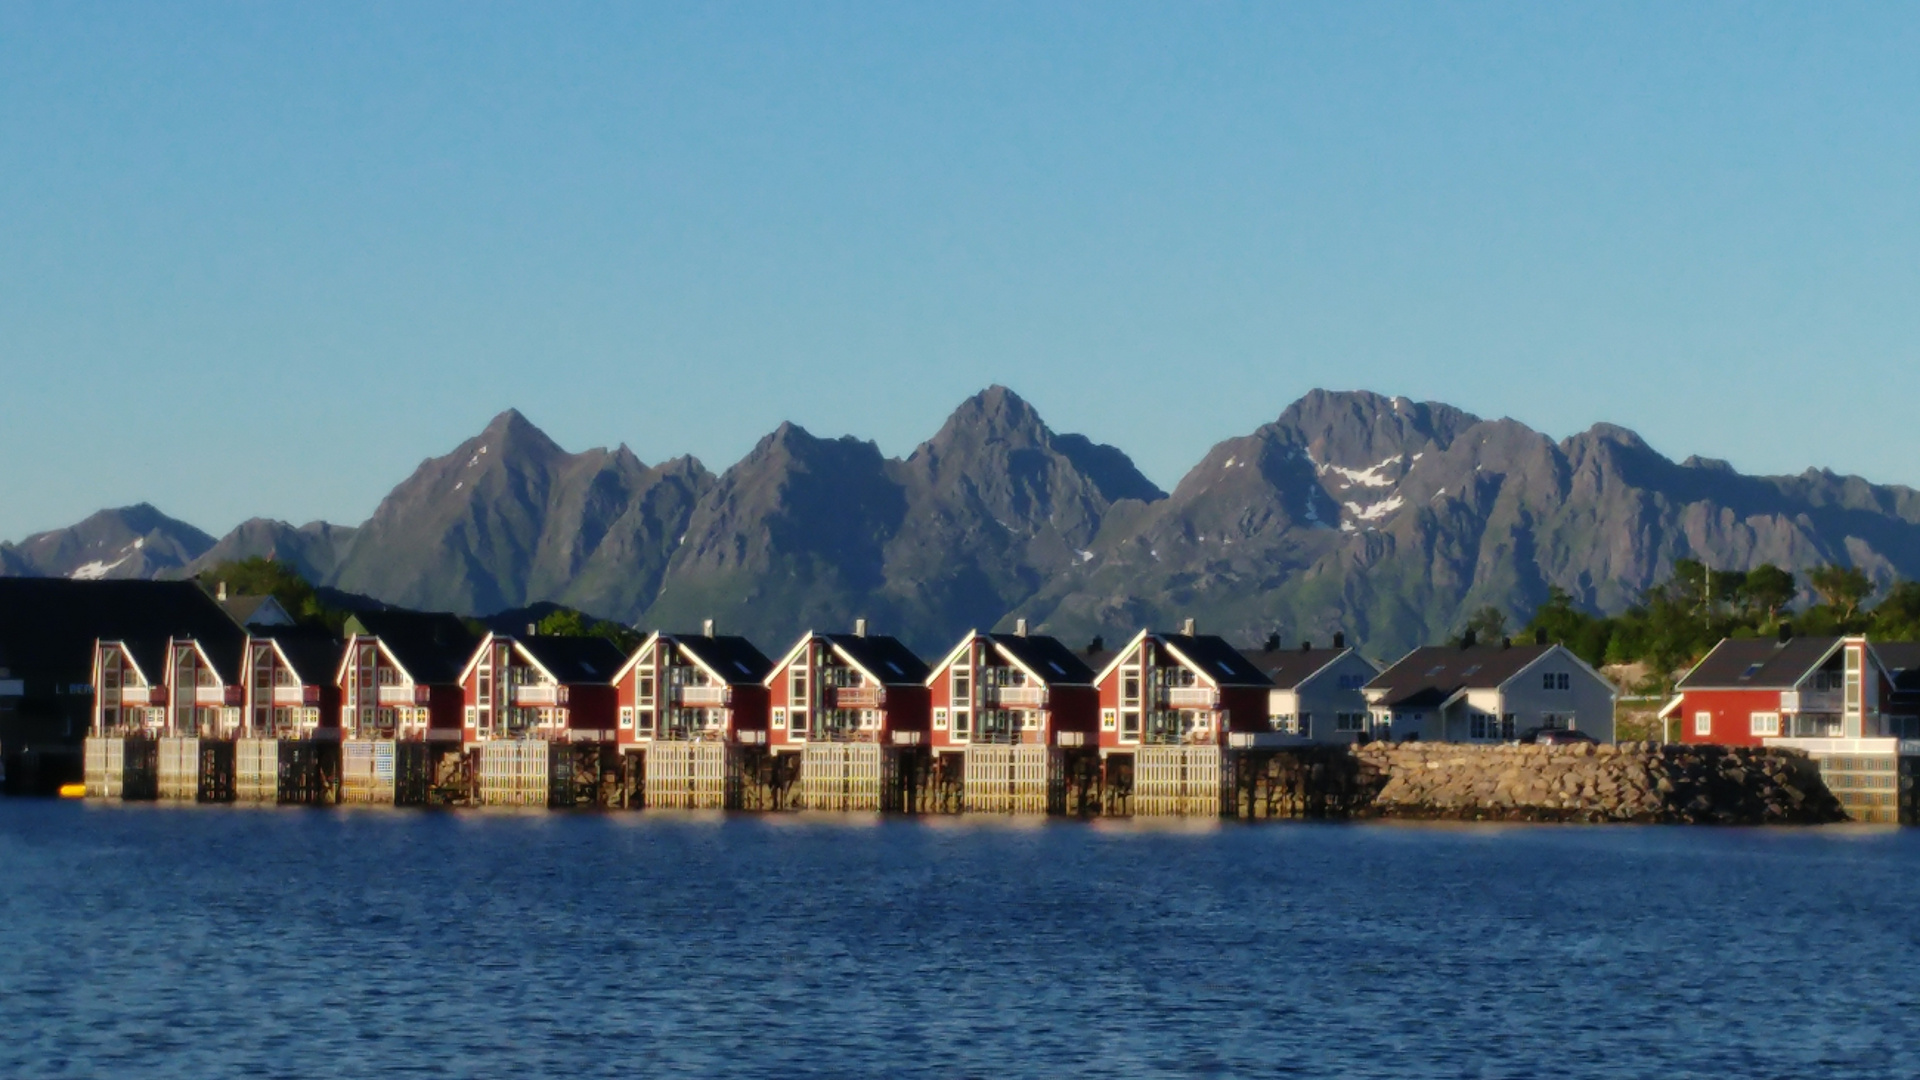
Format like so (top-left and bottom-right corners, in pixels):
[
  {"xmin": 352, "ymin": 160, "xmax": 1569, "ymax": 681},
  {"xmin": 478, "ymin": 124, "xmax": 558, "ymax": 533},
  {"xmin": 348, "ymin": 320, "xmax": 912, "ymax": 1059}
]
[
  {"xmin": 1163, "ymin": 686, "xmax": 1217, "ymax": 709},
  {"xmin": 512, "ymin": 684, "xmax": 565, "ymax": 707},
  {"xmin": 675, "ymin": 685, "xmax": 731, "ymax": 707},
  {"xmin": 830, "ymin": 685, "xmax": 882, "ymax": 709},
  {"xmin": 988, "ymin": 685, "xmax": 1047, "ymax": 708},
  {"xmin": 377, "ymin": 683, "xmax": 429, "ymax": 706},
  {"xmin": 195, "ymin": 686, "xmax": 240, "ymax": 706},
  {"xmin": 1781, "ymin": 690, "xmax": 1844, "ymax": 714},
  {"xmin": 271, "ymin": 686, "xmax": 316, "ymax": 706}
]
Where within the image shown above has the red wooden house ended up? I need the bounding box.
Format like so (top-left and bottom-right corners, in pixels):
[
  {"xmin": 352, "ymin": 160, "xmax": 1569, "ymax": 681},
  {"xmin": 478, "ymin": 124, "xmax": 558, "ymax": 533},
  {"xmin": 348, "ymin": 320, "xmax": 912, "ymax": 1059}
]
[
  {"xmin": 241, "ymin": 628, "xmax": 341, "ymax": 740},
  {"xmin": 1090, "ymin": 624, "xmax": 1274, "ymax": 750},
  {"xmin": 336, "ymin": 610, "xmax": 478, "ymax": 743},
  {"xmin": 924, "ymin": 621, "xmax": 1098, "ymax": 752},
  {"xmin": 764, "ymin": 622, "xmax": 932, "ymax": 751},
  {"xmin": 1664, "ymin": 633, "xmax": 1920, "ymax": 746},
  {"xmin": 613, "ymin": 625, "xmax": 773, "ymax": 747},
  {"xmin": 459, "ymin": 632, "xmax": 625, "ymax": 745}
]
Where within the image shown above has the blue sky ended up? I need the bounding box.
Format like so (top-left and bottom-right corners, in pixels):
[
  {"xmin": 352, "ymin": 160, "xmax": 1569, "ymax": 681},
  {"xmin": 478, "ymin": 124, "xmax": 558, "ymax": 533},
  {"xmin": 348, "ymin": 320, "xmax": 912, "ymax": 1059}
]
[{"xmin": 3, "ymin": 3, "xmax": 1919, "ymax": 540}]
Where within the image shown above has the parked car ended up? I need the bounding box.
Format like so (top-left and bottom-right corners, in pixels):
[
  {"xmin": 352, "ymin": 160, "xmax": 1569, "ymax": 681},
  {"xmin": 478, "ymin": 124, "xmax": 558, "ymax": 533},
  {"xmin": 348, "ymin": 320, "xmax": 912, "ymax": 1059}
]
[{"xmin": 1521, "ymin": 727, "xmax": 1596, "ymax": 745}]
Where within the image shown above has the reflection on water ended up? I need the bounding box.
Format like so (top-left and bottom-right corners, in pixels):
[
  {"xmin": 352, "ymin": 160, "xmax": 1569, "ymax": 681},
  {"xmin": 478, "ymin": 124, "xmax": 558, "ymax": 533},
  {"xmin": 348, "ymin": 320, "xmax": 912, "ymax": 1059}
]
[{"xmin": 3, "ymin": 802, "xmax": 1918, "ymax": 1079}]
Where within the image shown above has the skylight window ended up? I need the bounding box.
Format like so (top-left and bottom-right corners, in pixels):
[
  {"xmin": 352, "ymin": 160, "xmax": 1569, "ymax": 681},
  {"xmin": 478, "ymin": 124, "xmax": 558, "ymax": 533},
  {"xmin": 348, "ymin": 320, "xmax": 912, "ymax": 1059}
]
[
  {"xmin": 1048, "ymin": 661, "xmax": 1066, "ymax": 675},
  {"xmin": 1217, "ymin": 661, "xmax": 1235, "ymax": 674},
  {"xmin": 733, "ymin": 661, "xmax": 752, "ymax": 675},
  {"xmin": 1425, "ymin": 665, "xmax": 1446, "ymax": 677},
  {"xmin": 1461, "ymin": 665, "xmax": 1481, "ymax": 678},
  {"xmin": 887, "ymin": 661, "xmax": 904, "ymax": 675},
  {"xmin": 1741, "ymin": 663, "xmax": 1763, "ymax": 680}
]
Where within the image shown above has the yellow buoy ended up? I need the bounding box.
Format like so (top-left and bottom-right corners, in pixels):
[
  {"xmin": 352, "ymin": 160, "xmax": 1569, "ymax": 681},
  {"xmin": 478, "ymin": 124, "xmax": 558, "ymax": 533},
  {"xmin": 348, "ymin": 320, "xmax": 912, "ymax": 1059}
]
[{"xmin": 58, "ymin": 783, "xmax": 87, "ymax": 799}]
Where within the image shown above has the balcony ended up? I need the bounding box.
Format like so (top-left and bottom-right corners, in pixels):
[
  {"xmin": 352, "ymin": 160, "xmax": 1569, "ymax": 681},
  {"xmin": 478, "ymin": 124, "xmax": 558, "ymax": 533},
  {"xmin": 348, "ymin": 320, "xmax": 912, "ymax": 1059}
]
[
  {"xmin": 830, "ymin": 685, "xmax": 882, "ymax": 709},
  {"xmin": 986, "ymin": 685, "xmax": 1047, "ymax": 708},
  {"xmin": 1781, "ymin": 689, "xmax": 1843, "ymax": 714},
  {"xmin": 1162, "ymin": 686, "xmax": 1218, "ymax": 709},
  {"xmin": 377, "ymin": 684, "xmax": 430, "ymax": 706},
  {"xmin": 272, "ymin": 686, "xmax": 320, "ymax": 706},
  {"xmin": 675, "ymin": 685, "xmax": 731, "ymax": 707},
  {"xmin": 194, "ymin": 686, "xmax": 242, "ymax": 707},
  {"xmin": 116, "ymin": 686, "xmax": 160, "ymax": 706},
  {"xmin": 511, "ymin": 684, "xmax": 567, "ymax": 706}
]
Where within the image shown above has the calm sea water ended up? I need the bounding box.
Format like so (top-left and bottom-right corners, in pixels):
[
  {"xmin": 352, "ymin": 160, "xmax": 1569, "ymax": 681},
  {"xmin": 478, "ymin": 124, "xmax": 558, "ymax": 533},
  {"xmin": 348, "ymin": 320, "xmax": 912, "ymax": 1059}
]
[{"xmin": 2, "ymin": 803, "xmax": 1917, "ymax": 1079}]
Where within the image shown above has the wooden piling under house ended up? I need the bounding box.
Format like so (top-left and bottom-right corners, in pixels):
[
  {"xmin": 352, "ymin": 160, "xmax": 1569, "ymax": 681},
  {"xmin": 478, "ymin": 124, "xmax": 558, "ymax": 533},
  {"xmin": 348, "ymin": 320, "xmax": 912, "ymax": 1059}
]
[{"xmin": 462, "ymin": 631, "xmax": 626, "ymax": 808}]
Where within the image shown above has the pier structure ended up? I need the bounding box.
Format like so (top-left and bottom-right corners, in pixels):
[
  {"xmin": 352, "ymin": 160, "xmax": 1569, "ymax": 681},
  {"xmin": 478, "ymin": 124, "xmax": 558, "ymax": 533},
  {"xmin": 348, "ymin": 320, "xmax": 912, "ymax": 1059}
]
[
  {"xmin": 764, "ymin": 622, "xmax": 933, "ymax": 812},
  {"xmin": 87, "ymin": 637, "xmax": 168, "ymax": 799},
  {"xmin": 462, "ymin": 631, "xmax": 626, "ymax": 808},
  {"xmin": 1090, "ymin": 623, "xmax": 1276, "ymax": 816},
  {"xmin": 923, "ymin": 621, "xmax": 1101, "ymax": 815},
  {"xmin": 234, "ymin": 627, "xmax": 340, "ymax": 803},
  {"xmin": 612, "ymin": 623, "xmax": 774, "ymax": 810},
  {"xmin": 335, "ymin": 610, "xmax": 478, "ymax": 805}
]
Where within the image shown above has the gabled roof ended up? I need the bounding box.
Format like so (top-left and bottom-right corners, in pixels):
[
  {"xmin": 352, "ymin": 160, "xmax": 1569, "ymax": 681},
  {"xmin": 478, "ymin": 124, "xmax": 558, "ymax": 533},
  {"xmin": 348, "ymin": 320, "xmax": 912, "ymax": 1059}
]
[
  {"xmin": 1241, "ymin": 646, "xmax": 1366, "ymax": 691},
  {"xmin": 925, "ymin": 631, "xmax": 1096, "ymax": 686},
  {"xmin": 513, "ymin": 635, "xmax": 626, "ymax": 685},
  {"xmin": 1365, "ymin": 643, "xmax": 1559, "ymax": 709},
  {"xmin": 344, "ymin": 610, "xmax": 479, "ymax": 684},
  {"xmin": 1676, "ymin": 637, "xmax": 1844, "ymax": 690},
  {"xmin": 1876, "ymin": 642, "xmax": 1920, "ymax": 699},
  {"xmin": 675, "ymin": 635, "xmax": 774, "ymax": 686},
  {"xmin": 252, "ymin": 626, "xmax": 343, "ymax": 686},
  {"xmin": 1093, "ymin": 630, "xmax": 1273, "ymax": 687},
  {"xmin": 220, "ymin": 595, "xmax": 295, "ymax": 628},
  {"xmin": 988, "ymin": 633, "xmax": 1095, "ymax": 685},
  {"xmin": 767, "ymin": 631, "xmax": 930, "ymax": 687},
  {"xmin": 0, "ymin": 579, "xmax": 244, "ymax": 689}
]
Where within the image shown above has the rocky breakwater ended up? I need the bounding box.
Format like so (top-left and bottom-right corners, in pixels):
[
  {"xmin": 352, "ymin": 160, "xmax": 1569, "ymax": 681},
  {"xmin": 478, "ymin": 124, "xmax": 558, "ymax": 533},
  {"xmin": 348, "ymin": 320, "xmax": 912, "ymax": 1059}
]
[{"xmin": 1349, "ymin": 742, "xmax": 1845, "ymax": 824}]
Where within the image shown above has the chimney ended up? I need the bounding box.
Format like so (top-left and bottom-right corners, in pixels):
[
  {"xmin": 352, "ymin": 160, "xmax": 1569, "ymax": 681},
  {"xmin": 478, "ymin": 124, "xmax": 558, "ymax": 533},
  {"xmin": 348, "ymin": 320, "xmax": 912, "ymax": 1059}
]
[
  {"xmin": 1181, "ymin": 617, "xmax": 1196, "ymax": 636},
  {"xmin": 1015, "ymin": 618, "xmax": 1028, "ymax": 638},
  {"xmin": 1534, "ymin": 628, "xmax": 1549, "ymax": 646},
  {"xmin": 703, "ymin": 618, "xmax": 715, "ymax": 637},
  {"xmin": 1264, "ymin": 632, "xmax": 1281, "ymax": 652},
  {"xmin": 1333, "ymin": 632, "xmax": 1346, "ymax": 650},
  {"xmin": 854, "ymin": 618, "xmax": 867, "ymax": 638},
  {"xmin": 216, "ymin": 581, "xmax": 228, "ymax": 602},
  {"xmin": 1300, "ymin": 640, "xmax": 1312, "ymax": 653},
  {"xmin": 526, "ymin": 623, "xmax": 537, "ymax": 637},
  {"xmin": 1462, "ymin": 629, "xmax": 1478, "ymax": 648},
  {"xmin": 1087, "ymin": 635, "xmax": 1105, "ymax": 654},
  {"xmin": 1778, "ymin": 621, "xmax": 1794, "ymax": 645},
  {"xmin": 1501, "ymin": 636, "xmax": 1513, "ymax": 650}
]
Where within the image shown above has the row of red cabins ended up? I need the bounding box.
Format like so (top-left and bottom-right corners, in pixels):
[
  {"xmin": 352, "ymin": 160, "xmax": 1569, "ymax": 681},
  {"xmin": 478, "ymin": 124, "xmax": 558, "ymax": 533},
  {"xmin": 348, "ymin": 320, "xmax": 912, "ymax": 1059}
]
[{"xmin": 94, "ymin": 609, "xmax": 1280, "ymax": 758}]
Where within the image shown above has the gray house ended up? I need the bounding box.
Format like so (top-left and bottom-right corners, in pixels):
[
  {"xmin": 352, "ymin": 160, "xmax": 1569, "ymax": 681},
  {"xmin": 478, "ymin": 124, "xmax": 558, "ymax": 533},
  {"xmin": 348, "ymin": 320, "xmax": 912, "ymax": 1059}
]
[
  {"xmin": 1364, "ymin": 640, "xmax": 1616, "ymax": 743},
  {"xmin": 1241, "ymin": 635, "xmax": 1380, "ymax": 744}
]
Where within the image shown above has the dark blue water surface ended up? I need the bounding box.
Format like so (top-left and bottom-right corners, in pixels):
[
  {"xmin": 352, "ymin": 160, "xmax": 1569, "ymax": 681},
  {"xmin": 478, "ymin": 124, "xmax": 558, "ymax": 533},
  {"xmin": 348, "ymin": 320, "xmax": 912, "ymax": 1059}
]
[{"xmin": 3, "ymin": 803, "xmax": 1919, "ymax": 1079}]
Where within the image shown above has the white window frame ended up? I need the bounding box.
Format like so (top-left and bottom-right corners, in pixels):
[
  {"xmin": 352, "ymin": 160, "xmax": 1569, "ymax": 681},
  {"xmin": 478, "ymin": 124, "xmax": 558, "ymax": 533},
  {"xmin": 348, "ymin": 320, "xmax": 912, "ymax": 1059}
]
[
  {"xmin": 619, "ymin": 706, "xmax": 634, "ymax": 730},
  {"xmin": 1101, "ymin": 708, "xmax": 1117, "ymax": 731},
  {"xmin": 1750, "ymin": 712, "xmax": 1780, "ymax": 737},
  {"xmin": 1694, "ymin": 711, "xmax": 1712, "ymax": 737},
  {"xmin": 933, "ymin": 707, "xmax": 948, "ymax": 730},
  {"xmin": 771, "ymin": 706, "xmax": 786, "ymax": 731}
]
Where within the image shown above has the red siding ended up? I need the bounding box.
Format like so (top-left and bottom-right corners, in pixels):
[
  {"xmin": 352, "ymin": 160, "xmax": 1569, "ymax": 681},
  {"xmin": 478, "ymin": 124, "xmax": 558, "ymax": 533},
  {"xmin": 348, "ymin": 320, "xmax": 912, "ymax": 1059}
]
[{"xmin": 1676, "ymin": 688, "xmax": 1785, "ymax": 747}]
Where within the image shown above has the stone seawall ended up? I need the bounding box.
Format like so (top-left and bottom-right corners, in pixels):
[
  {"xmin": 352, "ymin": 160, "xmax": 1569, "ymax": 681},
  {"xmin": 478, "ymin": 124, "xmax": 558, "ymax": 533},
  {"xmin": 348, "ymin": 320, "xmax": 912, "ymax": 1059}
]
[{"xmin": 1343, "ymin": 742, "xmax": 1845, "ymax": 824}]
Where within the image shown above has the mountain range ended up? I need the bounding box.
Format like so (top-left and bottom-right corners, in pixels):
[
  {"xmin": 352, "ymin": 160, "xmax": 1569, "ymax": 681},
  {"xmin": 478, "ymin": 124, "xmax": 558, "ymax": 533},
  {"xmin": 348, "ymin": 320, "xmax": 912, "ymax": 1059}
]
[{"xmin": 8, "ymin": 386, "xmax": 1920, "ymax": 658}]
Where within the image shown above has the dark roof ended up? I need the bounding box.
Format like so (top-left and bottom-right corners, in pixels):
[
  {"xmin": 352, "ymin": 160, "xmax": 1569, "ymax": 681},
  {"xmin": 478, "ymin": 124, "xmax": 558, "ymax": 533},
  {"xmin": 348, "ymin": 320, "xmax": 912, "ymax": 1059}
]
[
  {"xmin": 0, "ymin": 578, "xmax": 245, "ymax": 687},
  {"xmin": 1677, "ymin": 637, "xmax": 1842, "ymax": 690},
  {"xmin": 1366, "ymin": 643, "xmax": 1557, "ymax": 708},
  {"xmin": 825, "ymin": 633, "xmax": 930, "ymax": 686},
  {"xmin": 346, "ymin": 610, "xmax": 479, "ymax": 684},
  {"xmin": 1157, "ymin": 633, "xmax": 1273, "ymax": 687},
  {"xmin": 988, "ymin": 634, "xmax": 1095, "ymax": 685},
  {"xmin": 253, "ymin": 626, "xmax": 343, "ymax": 686},
  {"xmin": 1242, "ymin": 646, "xmax": 1353, "ymax": 690},
  {"xmin": 517, "ymin": 635, "xmax": 626, "ymax": 684},
  {"xmin": 220, "ymin": 595, "xmax": 290, "ymax": 627},
  {"xmin": 1873, "ymin": 642, "xmax": 1920, "ymax": 699},
  {"xmin": 672, "ymin": 634, "xmax": 773, "ymax": 685}
]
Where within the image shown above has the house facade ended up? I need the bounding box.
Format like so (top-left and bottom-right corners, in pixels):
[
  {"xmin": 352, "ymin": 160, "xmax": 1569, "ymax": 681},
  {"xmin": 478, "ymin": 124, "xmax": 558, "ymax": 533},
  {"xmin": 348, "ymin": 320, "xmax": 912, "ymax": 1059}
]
[
  {"xmin": 924, "ymin": 623, "xmax": 1099, "ymax": 752},
  {"xmin": 459, "ymin": 633, "xmax": 624, "ymax": 745},
  {"xmin": 1242, "ymin": 634, "xmax": 1381, "ymax": 744},
  {"xmin": 1364, "ymin": 640, "xmax": 1616, "ymax": 743},
  {"xmin": 241, "ymin": 629, "xmax": 340, "ymax": 739},
  {"xmin": 764, "ymin": 624, "xmax": 931, "ymax": 751},
  {"xmin": 613, "ymin": 628, "xmax": 774, "ymax": 746},
  {"xmin": 336, "ymin": 611, "xmax": 478, "ymax": 743},
  {"xmin": 1090, "ymin": 626, "xmax": 1274, "ymax": 751},
  {"xmin": 1664, "ymin": 635, "xmax": 1920, "ymax": 746}
]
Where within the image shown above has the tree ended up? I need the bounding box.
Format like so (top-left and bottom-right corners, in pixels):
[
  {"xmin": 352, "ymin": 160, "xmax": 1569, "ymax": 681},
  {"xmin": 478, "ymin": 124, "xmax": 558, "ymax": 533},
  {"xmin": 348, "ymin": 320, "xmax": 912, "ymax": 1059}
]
[
  {"xmin": 1808, "ymin": 564, "xmax": 1873, "ymax": 621},
  {"xmin": 536, "ymin": 608, "xmax": 641, "ymax": 652},
  {"xmin": 1457, "ymin": 605, "xmax": 1508, "ymax": 646},
  {"xmin": 1871, "ymin": 581, "xmax": 1920, "ymax": 640},
  {"xmin": 196, "ymin": 557, "xmax": 341, "ymax": 630},
  {"xmin": 1739, "ymin": 564, "xmax": 1797, "ymax": 622}
]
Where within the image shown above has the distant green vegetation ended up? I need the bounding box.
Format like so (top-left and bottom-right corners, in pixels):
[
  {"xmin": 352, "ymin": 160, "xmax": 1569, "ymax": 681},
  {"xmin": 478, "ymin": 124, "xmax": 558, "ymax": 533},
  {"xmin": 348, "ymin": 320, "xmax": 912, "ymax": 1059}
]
[
  {"xmin": 196, "ymin": 557, "xmax": 348, "ymax": 633},
  {"xmin": 1521, "ymin": 559, "xmax": 1920, "ymax": 687},
  {"xmin": 534, "ymin": 608, "xmax": 642, "ymax": 652}
]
